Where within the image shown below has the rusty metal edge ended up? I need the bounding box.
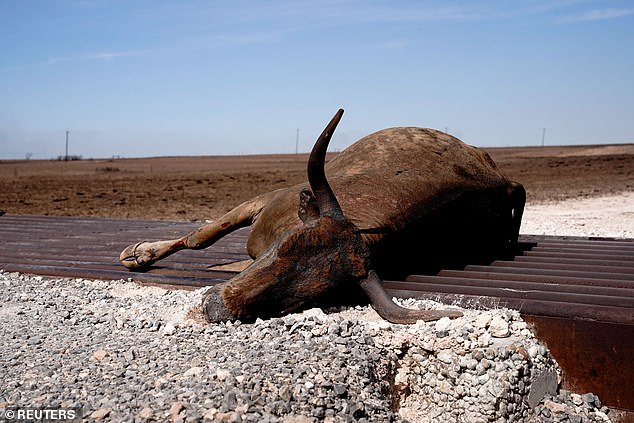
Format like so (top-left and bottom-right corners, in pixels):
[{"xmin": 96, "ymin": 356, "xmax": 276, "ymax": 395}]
[
  {"xmin": 405, "ymin": 273, "xmax": 634, "ymax": 299},
  {"xmin": 383, "ymin": 287, "xmax": 634, "ymax": 325},
  {"xmin": 438, "ymin": 269, "xmax": 634, "ymax": 289}
]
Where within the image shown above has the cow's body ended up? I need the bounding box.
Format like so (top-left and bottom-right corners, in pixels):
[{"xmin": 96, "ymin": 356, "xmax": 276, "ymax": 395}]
[
  {"xmin": 246, "ymin": 127, "xmax": 521, "ymax": 277},
  {"xmin": 121, "ymin": 111, "xmax": 524, "ymax": 323}
]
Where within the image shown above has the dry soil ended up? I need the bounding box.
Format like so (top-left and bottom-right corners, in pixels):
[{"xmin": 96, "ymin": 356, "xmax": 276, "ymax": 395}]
[{"xmin": 1, "ymin": 144, "xmax": 632, "ymax": 222}]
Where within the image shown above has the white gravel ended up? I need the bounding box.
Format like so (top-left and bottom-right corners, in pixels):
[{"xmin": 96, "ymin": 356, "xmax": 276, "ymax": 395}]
[
  {"xmin": 2, "ymin": 193, "xmax": 631, "ymax": 422},
  {"xmin": 521, "ymin": 191, "xmax": 634, "ymax": 239}
]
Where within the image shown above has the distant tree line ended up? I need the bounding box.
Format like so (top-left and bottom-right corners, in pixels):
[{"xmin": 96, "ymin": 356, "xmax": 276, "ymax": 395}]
[{"xmin": 56, "ymin": 155, "xmax": 83, "ymax": 161}]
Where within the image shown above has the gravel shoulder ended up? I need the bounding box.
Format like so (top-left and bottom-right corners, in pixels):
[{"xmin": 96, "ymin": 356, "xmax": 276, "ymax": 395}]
[
  {"xmin": 0, "ymin": 274, "xmax": 608, "ymax": 423},
  {"xmin": 2, "ymin": 193, "xmax": 630, "ymax": 422},
  {"xmin": 522, "ymin": 191, "xmax": 634, "ymax": 239}
]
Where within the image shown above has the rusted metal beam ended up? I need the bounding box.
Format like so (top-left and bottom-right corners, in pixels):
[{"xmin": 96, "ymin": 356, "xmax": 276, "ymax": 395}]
[
  {"xmin": 524, "ymin": 249, "xmax": 634, "ymax": 261},
  {"xmin": 438, "ymin": 269, "xmax": 634, "ymax": 289},
  {"xmin": 522, "ymin": 315, "xmax": 634, "ymax": 413},
  {"xmin": 406, "ymin": 274, "xmax": 634, "ymax": 299},
  {"xmin": 466, "ymin": 264, "xmax": 634, "ymax": 281},
  {"xmin": 491, "ymin": 260, "xmax": 634, "ymax": 274},
  {"xmin": 514, "ymin": 255, "xmax": 634, "ymax": 268},
  {"xmin": 0, "ymin": 263, "xmax": 227, "ymax": 288}
]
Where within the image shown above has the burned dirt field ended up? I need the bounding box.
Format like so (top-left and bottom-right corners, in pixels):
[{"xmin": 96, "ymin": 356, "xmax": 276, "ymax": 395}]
[{"xmin": 1, "ymin": 144, "xmax": 632, "ymax": 221}]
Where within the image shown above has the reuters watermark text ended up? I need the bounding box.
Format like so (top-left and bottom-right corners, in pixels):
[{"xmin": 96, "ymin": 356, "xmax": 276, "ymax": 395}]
[{"xmin": 1, "ymin": 407, "xmax": 82, "ymax": 422}]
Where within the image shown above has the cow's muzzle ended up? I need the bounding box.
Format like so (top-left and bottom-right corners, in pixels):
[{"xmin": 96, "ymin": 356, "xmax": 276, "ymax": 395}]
[{"xmin": 201, "ymin": 285, "xmax": 234, "ymax": 322}]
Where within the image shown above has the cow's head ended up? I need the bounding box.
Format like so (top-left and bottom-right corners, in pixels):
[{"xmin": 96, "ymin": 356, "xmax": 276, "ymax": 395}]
[{"xmin": 201, "ymin": 109, "xmax": 462, "ymax": 324}]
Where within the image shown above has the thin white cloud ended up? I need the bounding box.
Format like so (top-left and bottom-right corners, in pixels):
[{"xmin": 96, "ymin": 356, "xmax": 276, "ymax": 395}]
[
  {"xmin": 85, "ymin": 51, "xmax": 144, "ymax": 61},
  {"xmin": 46, "ymin": 50, "xmax": 145, "ymax": 66},
  {"xmin": 46, "ymin": 56, "xmax": 72, "ymax": 65},
  {"xmin": 559, "ymin": 7, "xmax": 634, "ymax": 23}
]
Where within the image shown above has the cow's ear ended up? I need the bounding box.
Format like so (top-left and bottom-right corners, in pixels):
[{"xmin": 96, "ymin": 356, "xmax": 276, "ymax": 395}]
[{"xmin": 298, "ymin": 189, "xmax": 320, "ymax": 224}]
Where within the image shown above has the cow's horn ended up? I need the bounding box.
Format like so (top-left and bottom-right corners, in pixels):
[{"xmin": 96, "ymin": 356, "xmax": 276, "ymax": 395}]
[
  {"xmin": 308, "ymin": 109, "xmax": 344, "ymax": 219},
  {"xmin": 359, "ymin": 271, "xmax": 463, "ymax": 324}
]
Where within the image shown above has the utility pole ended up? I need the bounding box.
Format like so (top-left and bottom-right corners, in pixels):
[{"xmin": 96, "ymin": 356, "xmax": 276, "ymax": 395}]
[
  {"xmin": 65, "ymin": 130, "xmax": 69, "ymax": 160},
  {"xmin": 541, "ymin": 128, "xmax": 546, "ymax": 147},
  {"xmin": 295, "ymin": 129, "xmax": 300, "ymax": 154}
]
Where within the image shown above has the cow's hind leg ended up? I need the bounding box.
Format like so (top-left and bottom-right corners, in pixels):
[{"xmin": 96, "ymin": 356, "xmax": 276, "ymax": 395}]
[{"xmin": 119, "ymin": 196, "xmax": 267, "ymax": 270}]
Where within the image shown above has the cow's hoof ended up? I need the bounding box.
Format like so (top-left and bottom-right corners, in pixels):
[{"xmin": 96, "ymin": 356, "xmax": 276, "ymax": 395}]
[
  {"xmin": 119, "ymin": 241, "xmax": 155, "ymax": 270},
  {"xmin": 201, "ymin": 286, "xmax": 234, "ymax": 323}
]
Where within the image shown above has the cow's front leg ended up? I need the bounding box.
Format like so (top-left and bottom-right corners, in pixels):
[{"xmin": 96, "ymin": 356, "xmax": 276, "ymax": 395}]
[
  {"xmin": 120, "ymin": 194, "xmax": 269, "ymax": 271},
  {"xmin": 120, "ymin": 217, "xmax": 248, "ymax": 270},
  {"xmin": 120, "ymin": 238, "xmax": 187, "ymax": 270}
]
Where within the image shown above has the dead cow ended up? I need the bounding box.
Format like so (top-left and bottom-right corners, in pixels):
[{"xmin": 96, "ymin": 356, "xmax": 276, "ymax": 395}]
[{"xmin": 120, "ymin": 109, "xmax": 525, "ymax": 324}]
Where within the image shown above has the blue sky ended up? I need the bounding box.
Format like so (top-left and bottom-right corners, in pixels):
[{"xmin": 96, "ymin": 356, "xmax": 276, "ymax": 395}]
[{"xmin": 1, "ymin": 0, "xmax": 633, "ymax": 159}]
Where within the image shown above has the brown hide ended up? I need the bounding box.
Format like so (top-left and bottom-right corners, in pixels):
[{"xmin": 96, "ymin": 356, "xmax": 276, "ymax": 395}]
[
  {"xmin": 122, "ymin": 116, "xmax": 521, "ymax": 323},
  {"xmin": 218, "ymin": 216, "xmax": 370, "ymax": 321},
  {"xmin": 248, "ymin": 127, "xmax": 515, "ymax": 277}
]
